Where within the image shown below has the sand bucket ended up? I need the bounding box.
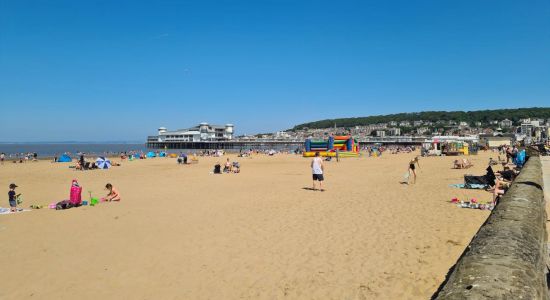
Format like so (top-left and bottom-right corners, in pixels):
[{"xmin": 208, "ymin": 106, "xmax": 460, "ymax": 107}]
[
  {"xmin": 90, "ymin": 198, "xmax": 99, "ymax": 206},
  {"xmin": 49, "ymin": 203, "xmax": 56, "ymax": 209},
  {"xmin": 82, "ymin": 200, "xmax": 88, "ymax": 206}
]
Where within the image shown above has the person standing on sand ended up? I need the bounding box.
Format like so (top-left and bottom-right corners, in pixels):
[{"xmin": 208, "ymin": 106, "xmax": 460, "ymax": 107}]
[
  {"xmin": 0, "ymin": 153, "xmax": 4, "ymax": 165},
  {"xmin": 408, "ymin": 156, "xmax": 420, "ymax": 184},
  {"xmin": 311, "ymin": 152, "xmax": 325, "ymax": 191},
  {"xmin": 8, "ymin": 183, "xmax": 20, "ymax": 212}
]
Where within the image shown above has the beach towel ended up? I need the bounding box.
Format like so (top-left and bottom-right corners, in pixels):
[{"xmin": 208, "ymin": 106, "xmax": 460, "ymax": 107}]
[
  {"xmin": 450, "ymin": 183, "xmax": 487, "ymax": 189},
  {"xmin": 0, "ymin": 207, "xmax": 31, "ymax": 215}
]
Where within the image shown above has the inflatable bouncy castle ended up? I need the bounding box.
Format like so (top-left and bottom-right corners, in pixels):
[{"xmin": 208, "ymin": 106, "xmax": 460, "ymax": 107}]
[{"xmin": 303, "ymin": 136, "xmax": 360, "ymax": 157}]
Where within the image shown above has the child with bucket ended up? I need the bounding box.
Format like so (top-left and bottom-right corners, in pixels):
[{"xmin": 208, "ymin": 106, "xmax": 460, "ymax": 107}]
[{"xmin": 102, "ymin": 183, "xmax": 121, "ymax": 202}]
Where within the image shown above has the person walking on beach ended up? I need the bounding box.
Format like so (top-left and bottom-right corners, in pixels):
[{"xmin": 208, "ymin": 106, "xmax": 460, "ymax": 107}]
[
  {"xmin": 0, "ymin": 153, "xmax": 5, "ymax": 165},
  {"xmin": 311, "ymin": 152, "xmax": 325, "ymax": 191},
  {"xmin": 408, "ymin": 156, "xmax": 420, "ymax": 184}
]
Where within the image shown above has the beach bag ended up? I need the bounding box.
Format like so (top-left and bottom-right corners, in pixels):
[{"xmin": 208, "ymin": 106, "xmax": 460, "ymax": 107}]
[
  {"xmin": 400, "ymin": 172, "xmax": 410, "ymax": 183},
  {"xmin": 70, "ymin": 185, "xmax": 82, "ymax": 206},
  {"xmin": 464, "ymin": 175, "xmax": 488, "ymax": 185},
  {"xmin": 514, "ymin": 150, "xmax": 526, "ymax": 167},
  {"xmin": 55, "ymin": 200, "xmax": 73, "ymax": 210}
]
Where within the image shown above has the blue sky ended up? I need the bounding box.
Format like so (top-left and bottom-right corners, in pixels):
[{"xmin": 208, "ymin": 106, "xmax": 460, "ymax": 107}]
[{"xmin": 1, "ymin": 0, "xmax": 549, "ymax": 141}]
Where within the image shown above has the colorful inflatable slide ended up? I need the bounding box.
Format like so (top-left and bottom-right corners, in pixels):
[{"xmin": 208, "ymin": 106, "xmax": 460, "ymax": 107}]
[{"xmin": 303, "ymin": 136, "xmax": 360, "ymax": 157}]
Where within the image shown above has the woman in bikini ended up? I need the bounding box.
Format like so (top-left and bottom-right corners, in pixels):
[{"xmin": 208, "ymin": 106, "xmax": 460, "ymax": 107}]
[{"xmin": 408, "ymin": 156, "xmax": 420, "ymax": 184}]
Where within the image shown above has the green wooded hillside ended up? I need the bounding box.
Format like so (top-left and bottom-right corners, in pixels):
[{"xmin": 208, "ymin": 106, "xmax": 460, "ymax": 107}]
[{"xmin": 292, "ymin": 107, "xmax": 550, "ymax": 130}]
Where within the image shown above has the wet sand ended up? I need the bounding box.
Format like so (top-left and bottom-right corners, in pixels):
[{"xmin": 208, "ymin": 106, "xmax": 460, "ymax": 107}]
[{"xmin": 0, "ymin": 151, "xmax": 494, "ymax": 299}]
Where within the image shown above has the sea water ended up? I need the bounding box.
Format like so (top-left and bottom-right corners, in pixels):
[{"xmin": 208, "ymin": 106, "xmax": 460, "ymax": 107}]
[{"xmin": 0, "ymin": 143, "xmax": 148, "ymax": 158}]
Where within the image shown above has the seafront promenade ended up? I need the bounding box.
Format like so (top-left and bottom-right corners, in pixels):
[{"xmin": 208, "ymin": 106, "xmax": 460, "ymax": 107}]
[{"xmin": 542, "ymin": 156, "xmax": 550, "ymax": 235}]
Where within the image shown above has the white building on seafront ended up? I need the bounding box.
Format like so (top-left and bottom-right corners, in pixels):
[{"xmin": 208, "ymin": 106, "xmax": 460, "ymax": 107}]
[{"xmin": 149, "ymin": 123, "xmax": 234, "ymax": 142}]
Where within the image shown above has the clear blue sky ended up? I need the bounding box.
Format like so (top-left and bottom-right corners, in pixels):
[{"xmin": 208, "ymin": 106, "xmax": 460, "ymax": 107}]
[{"xmin": 1, "ymin": 0, "xmax": 549, "ymax": 142}]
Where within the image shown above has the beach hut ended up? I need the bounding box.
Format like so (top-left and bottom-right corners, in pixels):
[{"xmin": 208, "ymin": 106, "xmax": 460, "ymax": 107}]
[
  {"xmin": 95, "ymin": 157, "xmax": 112, "ymax": 169},
  {"xmin": 57, "ymin": 154, "xmax": 72, "ymax": 162}
]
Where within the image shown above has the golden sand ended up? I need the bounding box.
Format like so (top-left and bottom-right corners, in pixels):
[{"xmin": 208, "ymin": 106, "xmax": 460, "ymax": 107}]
[{"xmin": 0, "ymin": 151, "xmax": 494, "ymax": 299}]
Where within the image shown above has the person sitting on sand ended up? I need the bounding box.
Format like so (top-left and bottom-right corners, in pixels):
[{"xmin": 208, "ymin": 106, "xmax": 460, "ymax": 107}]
[
  {"xmin": 232, "ymin": 161, "xmax": 240, "ymax": 173},
  {"xmin": 453, "ymin": 158, "xmax": 472, "ymax": 169},
  {"xmin": 104, "ymin": 183, "xmax": 121, "ymax": 201},
  {"xmin": 491, "ymin": 178, "xmax": 511, "ymax": 204},
  {"xmin": 495, "ymin": 166, "xmax": 518, "ymax": 182},
  {"xmin": 453, "ymin": 159, "xmax": 464, "ymax": 169},
  {"xmin": 223, "ymin": 158, "xmax": 232, "ymax": 173},
  {"xmin": 408, "ymin": 156, "xmax": 420, "ymax": 184},
  {"xmin": 215, "ymin": 162, "xmax": 221, "ymax": 172}
]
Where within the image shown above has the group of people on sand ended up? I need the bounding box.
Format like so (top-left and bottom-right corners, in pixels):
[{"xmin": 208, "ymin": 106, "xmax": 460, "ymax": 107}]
[
  {"xmin": 177, "ymin": 152, "xmax": 199, "ymax": 164},
  {"xmin": 213, "ymin": 158, "xmax": 241, "ymax": 174},
  {"xmin": 6, "ymin": 181, "xmax": 121, "ymax": 213},
  {"xmin": 1, "ymin": 152, "xmax": 38, "ymax": 164},
  {"xmin": 489, "ymin": 162, "xmax": 520, "ymax": 205}
]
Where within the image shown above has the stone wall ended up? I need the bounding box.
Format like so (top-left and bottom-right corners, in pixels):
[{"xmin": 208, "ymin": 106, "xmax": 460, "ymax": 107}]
[{"xmin": 433, "ymin": 155, "xmax": 548, "ymax": 299}]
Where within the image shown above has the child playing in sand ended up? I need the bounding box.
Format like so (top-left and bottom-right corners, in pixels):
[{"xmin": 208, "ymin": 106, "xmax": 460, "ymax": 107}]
[
  {"xmin": 103, "ymin": 183, "xmax": 121, "ymax": 201},
  {"xmin": 8, "ymin": 183, "xmax": 20, "ymax": 212}
]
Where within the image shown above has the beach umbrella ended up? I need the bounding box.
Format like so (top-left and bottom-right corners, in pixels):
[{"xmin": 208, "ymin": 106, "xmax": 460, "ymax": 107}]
[{"xmin": 95, "ymin": 157, "xmax": 112, "ymax": 169}]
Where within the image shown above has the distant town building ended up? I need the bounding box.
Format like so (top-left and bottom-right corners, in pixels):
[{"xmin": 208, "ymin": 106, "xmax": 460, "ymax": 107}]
[
  {"xmin": 399, "ymin": 121, "xmax": 411, "ymax": 127},
  {"xmin": 275, "ymin": 131, "xmax": 291, "ymax": 139},
  {"xmin": 388, "ymin": 128, "xmax": 401, "ymax": 136},
  {"xmin": 416, "ymin": 127, "xmax": 430, "ymax": 135},
  {"xmin": 499, "ymin": 119, "xmax": 513, "ymax": 128},
  {"xmin": 479, "ymin": 133, "xmax": 515, "ymax": 148},
  {"xmin": 376, "ymin": 130, "xmax": 386, "ymax": 137},
  {"xmin": 148, "ymin": 123, "xmax": 234, "ymax": 142},
  {"xmin": 389, "ymin": 121, "xmax": 398, "ymax": 126},
  {"xmin": 413, "ymin": 120, "xmax": 423, "ymax": 127}
]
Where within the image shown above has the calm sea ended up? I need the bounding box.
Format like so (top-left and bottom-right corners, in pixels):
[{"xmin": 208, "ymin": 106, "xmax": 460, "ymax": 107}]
[{"xmin": 0, "ymin": 143, "xmax": 148, "ymax": 158}]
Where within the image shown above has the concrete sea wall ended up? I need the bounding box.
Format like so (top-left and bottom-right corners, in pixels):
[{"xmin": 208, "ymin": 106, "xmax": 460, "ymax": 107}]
[{"xmin": 434, "ymin": 155, "xmax": 548, "ymax": 299}]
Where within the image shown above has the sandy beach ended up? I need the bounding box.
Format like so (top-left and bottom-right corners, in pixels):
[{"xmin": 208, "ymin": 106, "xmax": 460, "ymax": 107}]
[{"xmin": 0, "ymin": 151, "xmax": 495, "ymax": 299}]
